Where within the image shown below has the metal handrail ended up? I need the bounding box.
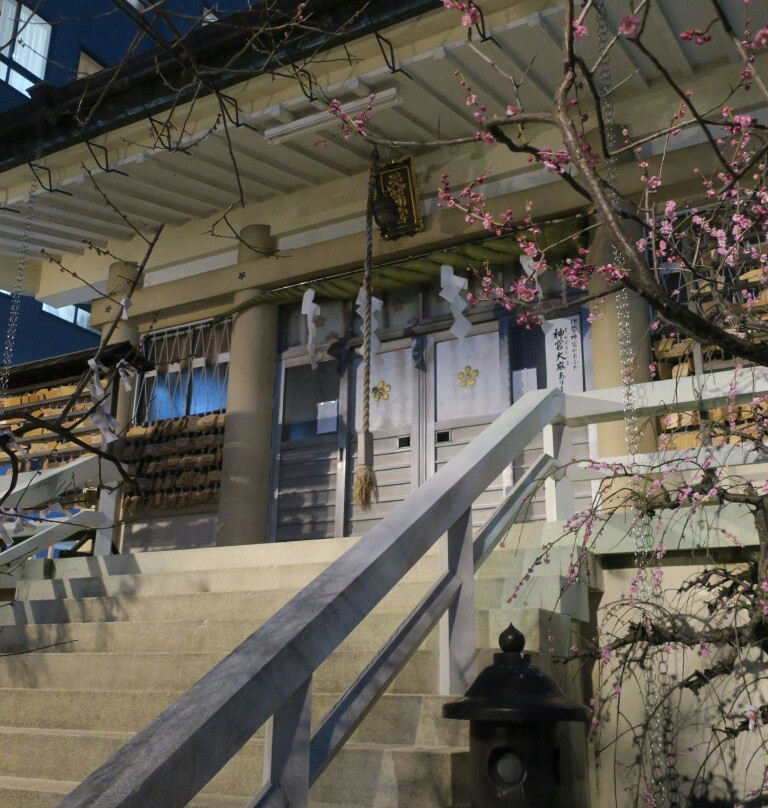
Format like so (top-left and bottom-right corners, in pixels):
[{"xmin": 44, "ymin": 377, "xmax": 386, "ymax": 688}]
[
  {"xmin": 307, "ymin": 452, "xmax": 556, "ymax": 787},
  {"xmin": 55, "ymin": 387, "xmax": 564, "ymax": 808}
]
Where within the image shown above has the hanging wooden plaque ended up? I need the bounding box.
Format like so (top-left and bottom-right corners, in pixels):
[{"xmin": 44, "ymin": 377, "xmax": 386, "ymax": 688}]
[{"xmin": 376, "ymin": 156, "xmax": 424, "ymax": 240}]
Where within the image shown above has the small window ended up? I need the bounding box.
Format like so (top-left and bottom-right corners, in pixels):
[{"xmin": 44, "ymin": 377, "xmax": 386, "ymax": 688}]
[
  {"xmin": 41, "ymin": 302, "xmax": 97, "ymax": 333},
  {"xmin": 0, "ymin": 0, "xmax": 51, "ymax": 95},
  {"xmin": 397, "ymin": 435, "xmax": 411, "ymax": 449},
  {"xmin": 42, "ymin": 302, "xmax": 76, "ymax": 321},
  {"xmin": 75, "ymin": 308, "xmax": 91, "ymax": 329},
  {"xmin": 139, "ymin": 320, "xmax": 231, "ymax": 424},
  {"xmin": 282, "ymin": 362, "xmax": 340, "ymax": 442},
  {"xmin": 436, "ymin": 430, "xmax": 451, "ymax": 444}
]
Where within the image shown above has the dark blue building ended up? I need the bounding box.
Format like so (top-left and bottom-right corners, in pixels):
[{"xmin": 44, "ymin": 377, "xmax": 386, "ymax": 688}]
[
  {"xmin": 0, "ymin": 293, "xmax": 98, "ymax": 364},
  {"xmin": 0, "ymin": 1, "xmax": 250, "ymax": 364},
  {"xmin": 0, "ymin": 1, "xmax": 248, "ymax": 109}
]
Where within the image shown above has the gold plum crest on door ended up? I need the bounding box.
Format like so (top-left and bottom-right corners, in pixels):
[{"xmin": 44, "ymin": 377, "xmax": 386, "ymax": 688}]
[
  {"xmin": 457, "ymin": 366, "xmax": 479, "ymax": 388},
  {"xmin": 373, "ymin": 381, "xmax": 392, "ymax": 402}
]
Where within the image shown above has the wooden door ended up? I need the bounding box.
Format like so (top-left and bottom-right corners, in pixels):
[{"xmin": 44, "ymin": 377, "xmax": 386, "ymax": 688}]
[
  {"xmin": 344, "ymin": 339, "xmax": 419, "ymax": 536},
  {"xmin": 427, "ymin": 326, "xmax": 509, "ymax": 529},
  {"xmin": 271, "ymin": 358, "xmax": 345, "ymax": 541}
]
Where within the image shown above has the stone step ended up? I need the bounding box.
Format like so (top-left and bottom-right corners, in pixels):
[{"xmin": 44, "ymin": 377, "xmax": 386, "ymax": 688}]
[
  {"xmin": 0, "ymin": 647, "xmax": 477, "ymax": 695},
  {"xmin": 0, "ymin": 602, "xmax": 571, "ymax": 661},
  {"xmin": 510, "ymin": 575, "xmax": 591, "ymax": 622},
  {"xmin": 0, "ymin": 777, "xmax": 400, "ymax": 808},
  {"xmin": 15, "ymin": 562, "xmax": 338, "ymax": 601},
  {"xmin": 0, "ymin": 584, "xmax": 415, "ymax": 627},
  {"xmin": 0, "ymin": 728, "xmax": 468, "ymax": 806},
  {"xmin": 0, "ymin": 688, "xmax": 466, "ymax": 747},
  {"xmin": 16, "ymin": 538, "xmax": 363, "ymax": 582},
  {"xmin": 313, "ymin": 744, "xmax": 468, "ymax": 807},
  {"xmin": 2, "ymin": 576, "xmax": 509, "ymax": 628},
  {"xmin": 18, "ymin": 535, "xmax": 530, "ymax": 584},
  {"xmin": 16, "ymin": 552, "xmax": 437, "ymax": 602},
  {"xmin": 16, "ymin": 544, "xmax": 523, "ymax": 602},
  {"xmin": 0, "ymin": 609, "xmax": 495, "ymax": 654},
  {"xmin": 2, "ymin": 588, "xmax": 298, "ymax": 627},
  {"xmin": 518, "ymin": 544, "xmax": 600, "ymax": 581},
  {"xmin": 0, "ymin": 776, "xmax": 71, "ymax": 808},
  {"xmin": 0, "ymin": 777, "xmax": 257, "ymax": 808},
  {"xmin": 0, "ymin": 525, "xmax": 560, "ymax": 808}
]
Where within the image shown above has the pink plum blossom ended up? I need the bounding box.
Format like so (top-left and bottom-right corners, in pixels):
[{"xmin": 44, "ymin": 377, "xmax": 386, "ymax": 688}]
[{"xmin": 619, "ymin": 14, "xmax": 641, "ymax": 37}]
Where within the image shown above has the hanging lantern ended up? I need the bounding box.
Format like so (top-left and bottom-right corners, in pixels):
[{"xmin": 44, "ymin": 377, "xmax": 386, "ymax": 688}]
[{"xmin": 372, "ymin": 194, "xmax": 400, "ymax": 229}]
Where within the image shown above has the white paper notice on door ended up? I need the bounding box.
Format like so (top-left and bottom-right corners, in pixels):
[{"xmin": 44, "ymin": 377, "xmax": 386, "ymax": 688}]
[
  {"xmin": 512, "ymin": 367, "xmax": 538, "ymax": 402},
  {"xmin": 316, "ymin": 400, "xmax": 338, "ymax": 434},
  {"xmin": 542, "ymin": 315, "xmax": 583, "ymax": 392}
]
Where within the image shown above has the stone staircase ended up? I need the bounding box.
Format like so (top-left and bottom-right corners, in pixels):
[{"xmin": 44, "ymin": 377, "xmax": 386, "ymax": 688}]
[{"xmin": 0, "ymin": 532, "xmax": 592, "ymax": 807}]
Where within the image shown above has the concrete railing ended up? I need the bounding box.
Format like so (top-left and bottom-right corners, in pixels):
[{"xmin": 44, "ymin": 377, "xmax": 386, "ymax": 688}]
[{"xmin": 51, "ymin": 367, "xmax": 768, "ymax": 808}]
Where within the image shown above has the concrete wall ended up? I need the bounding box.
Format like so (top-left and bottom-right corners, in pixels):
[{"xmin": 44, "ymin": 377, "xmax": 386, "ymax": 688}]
[
  {"xmin": 592, "ymin": 558, "xmax": 762, "ymax": 807},
  {"xmin": 122, "ymin": 512, "xmax": 218, "ymax": 553}
]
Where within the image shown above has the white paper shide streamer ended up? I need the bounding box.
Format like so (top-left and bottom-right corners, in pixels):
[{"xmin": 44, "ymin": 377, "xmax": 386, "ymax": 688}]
[
  {"xmin": 116, "ymin": 358, "xmax": 137, "ymax": 392},
  {"xmin": 0, "ymin": 505, "xmax": 32, "ymax": 550},
  {"xmin": 439, "ymin": 264, "xmax": 470, "ymax": 339},
  {"xmin": 0, "ymin": 520, "xmax": 13, "ymax": 549},
  {"xmin": 0, "ymin": 428, "xmax": 26, "ymax": 456},
  {"xmin": 301, "ymin": 289, "xmax": 322, "ymax": 369},
  {"xmin": 39, "ymin": 501, "xmax": 66, "ymax": 521},
  {"xmin": 355, "ymin": 287, "xmax": 383, "ymax": 356},
  {"xmin": 86, "ymin": 359, "xmax": 120, "ymax": 444}
]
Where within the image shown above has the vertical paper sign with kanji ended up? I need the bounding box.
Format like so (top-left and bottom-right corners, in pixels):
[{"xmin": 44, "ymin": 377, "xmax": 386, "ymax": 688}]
[{"xmin": 542, "ymin": 315, "xmax": 583, "ymax": 392}]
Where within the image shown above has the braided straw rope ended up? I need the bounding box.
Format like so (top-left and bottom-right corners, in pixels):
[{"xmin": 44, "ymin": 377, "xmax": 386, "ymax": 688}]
[{"xmin": 353, "ymin": 151, "xmax": 380, "ymax": 510}]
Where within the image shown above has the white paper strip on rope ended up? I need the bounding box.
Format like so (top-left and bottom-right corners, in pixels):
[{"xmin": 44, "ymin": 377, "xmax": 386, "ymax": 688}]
[
  {"xmin": 301, "ymin": 289, "xmax": 321, "ymax": 369},
  {"xmin": 542, "ymin": 315, "xmax": 583, "ymax": 392},
  {"xmin": 0, "ymin": 521, "xmax": 13, "ymax": 549},
  {"xmin": 355, "ymin": 287, "xmax": 383, "ymax": 356},
  {"xmin": 439, "ymin": 264, "xmax": 471, "ymax": 339},
  {"xmin": 116, "ymin": 359, "xmax": 137, "ymax": 392},
  {"xmin": 85, "ymin": 361, "xmax": 120, "ymax": 443},
  {"xmin": 0, "ymin": 428, "xmax": 26, "ymax": 456},
  {"xmin": 12, "ymin": 516, "xmax": 32, "ymax": 536}
]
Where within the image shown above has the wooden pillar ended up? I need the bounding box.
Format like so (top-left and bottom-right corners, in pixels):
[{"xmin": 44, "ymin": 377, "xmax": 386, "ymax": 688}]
[
  {"xmin": 94, "ymin": 261, "xmax": 139, "ymax": 556},
  {"xmin": 104, "ymin": 261, "xmax": 139, "ymax": 424},
  {"xmin": 217, "ymin": 225, "xmax": 278, "ymax": 545}
]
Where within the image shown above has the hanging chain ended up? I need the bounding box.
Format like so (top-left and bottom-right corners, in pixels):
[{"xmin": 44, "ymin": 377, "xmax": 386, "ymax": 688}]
[
  {"xmin": 361, "ymin": 151, "xmax": 378, "ymax": 438},
  {"xmin": 593, "ymin": 4, "xmax": 679, "ymax": 805},
  {"xmin": 0, "ymin": 165, "xmax": 39, "ymax": 419}
]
